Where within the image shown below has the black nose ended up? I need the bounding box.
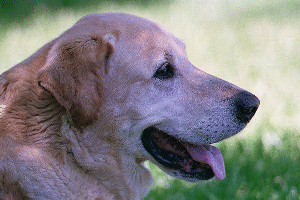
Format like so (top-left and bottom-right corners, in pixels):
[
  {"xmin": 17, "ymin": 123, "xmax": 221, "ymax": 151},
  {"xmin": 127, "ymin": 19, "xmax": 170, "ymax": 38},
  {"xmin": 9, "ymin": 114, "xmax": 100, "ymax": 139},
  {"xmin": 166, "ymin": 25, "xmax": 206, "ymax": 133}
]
[{"xmin": 234, "ymin": 91, "xmax": 260, "ymax": 124}]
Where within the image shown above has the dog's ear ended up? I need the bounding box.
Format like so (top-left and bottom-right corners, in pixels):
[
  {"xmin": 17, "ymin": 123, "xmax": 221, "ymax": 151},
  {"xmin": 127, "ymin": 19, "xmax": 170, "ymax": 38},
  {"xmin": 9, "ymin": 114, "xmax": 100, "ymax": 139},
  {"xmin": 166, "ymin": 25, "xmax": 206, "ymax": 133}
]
[{"xmin": 37, "ymin": 35, "xmax": 114, "ymax": 128}]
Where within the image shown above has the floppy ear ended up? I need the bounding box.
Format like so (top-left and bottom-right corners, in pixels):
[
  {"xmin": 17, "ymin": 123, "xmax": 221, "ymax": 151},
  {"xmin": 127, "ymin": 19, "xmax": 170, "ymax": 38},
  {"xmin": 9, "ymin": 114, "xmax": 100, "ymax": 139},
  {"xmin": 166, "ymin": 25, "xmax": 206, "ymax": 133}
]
[{"xmin": 37, "ymin": 35, "xmax": 113, "ymax": 128}]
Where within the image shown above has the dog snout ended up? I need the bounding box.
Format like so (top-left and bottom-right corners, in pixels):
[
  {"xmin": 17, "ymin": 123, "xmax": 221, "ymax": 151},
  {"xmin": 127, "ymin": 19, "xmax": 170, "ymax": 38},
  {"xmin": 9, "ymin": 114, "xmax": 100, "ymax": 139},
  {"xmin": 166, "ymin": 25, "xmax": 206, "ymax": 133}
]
[{"xmin": 233, "ymin": 91, "xmax": 260, "ymax": 124}]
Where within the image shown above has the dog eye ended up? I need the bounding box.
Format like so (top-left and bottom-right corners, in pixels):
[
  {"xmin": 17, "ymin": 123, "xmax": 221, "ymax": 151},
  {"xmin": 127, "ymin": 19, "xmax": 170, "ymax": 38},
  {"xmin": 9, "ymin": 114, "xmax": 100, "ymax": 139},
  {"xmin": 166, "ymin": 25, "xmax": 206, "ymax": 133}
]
[{"xmin": 154, "ymin": 63, "xmax": 174, "ymax": 79}]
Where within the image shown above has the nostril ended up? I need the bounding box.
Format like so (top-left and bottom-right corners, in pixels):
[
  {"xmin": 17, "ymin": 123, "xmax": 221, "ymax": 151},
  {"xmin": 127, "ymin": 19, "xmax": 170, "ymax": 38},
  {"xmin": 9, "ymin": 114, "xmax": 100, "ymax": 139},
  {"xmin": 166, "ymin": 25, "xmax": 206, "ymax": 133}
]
[
  {"xmin": 234, "ymin": 92, "xmax": 260, "ymax": 124},
  {"xmin": 238, "ymin": 103, "xmax": 258, "ymax": 122},
  {"xmin": 243, "ymin": 104, "xmax": 258, "ymax": 116}
]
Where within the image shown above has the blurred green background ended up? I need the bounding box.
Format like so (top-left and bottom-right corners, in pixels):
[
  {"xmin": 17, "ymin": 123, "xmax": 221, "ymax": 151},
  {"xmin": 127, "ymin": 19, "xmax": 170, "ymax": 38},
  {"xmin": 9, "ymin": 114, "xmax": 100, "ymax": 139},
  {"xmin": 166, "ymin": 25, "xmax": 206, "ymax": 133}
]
[{"xmin": 1, "ymin": 0, "xmax": 300, "ymax": 199}]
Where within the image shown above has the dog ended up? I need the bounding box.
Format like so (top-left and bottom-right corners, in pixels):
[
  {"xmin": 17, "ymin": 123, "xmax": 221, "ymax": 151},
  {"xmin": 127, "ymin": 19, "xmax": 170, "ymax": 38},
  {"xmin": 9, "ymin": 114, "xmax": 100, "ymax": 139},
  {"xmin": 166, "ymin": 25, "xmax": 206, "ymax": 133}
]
[{"xmin": 0, "ymin": 13, "xmax": 259, "ymax": 199}]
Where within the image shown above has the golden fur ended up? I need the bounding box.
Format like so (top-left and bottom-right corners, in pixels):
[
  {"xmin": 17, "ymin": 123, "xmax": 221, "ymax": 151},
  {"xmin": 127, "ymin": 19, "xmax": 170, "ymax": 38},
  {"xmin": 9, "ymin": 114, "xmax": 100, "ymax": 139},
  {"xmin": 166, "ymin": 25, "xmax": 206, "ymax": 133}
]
[{"xmin": 0, "ymin": 13, "xmax": 259, "ymax": 199}]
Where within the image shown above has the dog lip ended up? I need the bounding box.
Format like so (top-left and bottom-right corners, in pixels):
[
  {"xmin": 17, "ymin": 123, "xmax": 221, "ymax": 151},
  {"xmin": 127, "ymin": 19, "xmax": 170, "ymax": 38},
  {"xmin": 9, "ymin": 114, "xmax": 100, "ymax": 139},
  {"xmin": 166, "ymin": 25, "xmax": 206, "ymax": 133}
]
[{"xmin": 141, "ymin": 127, "xmax": 225, "ymax": 181}]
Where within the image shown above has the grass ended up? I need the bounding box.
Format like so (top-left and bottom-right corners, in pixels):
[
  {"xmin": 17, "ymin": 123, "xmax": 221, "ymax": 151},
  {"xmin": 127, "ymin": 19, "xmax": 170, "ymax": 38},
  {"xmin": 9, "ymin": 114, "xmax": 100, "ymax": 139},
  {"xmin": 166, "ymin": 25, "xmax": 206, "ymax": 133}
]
[{"xmin": 1, "ymin": 0, "xmax": 299, "ymax": 199}]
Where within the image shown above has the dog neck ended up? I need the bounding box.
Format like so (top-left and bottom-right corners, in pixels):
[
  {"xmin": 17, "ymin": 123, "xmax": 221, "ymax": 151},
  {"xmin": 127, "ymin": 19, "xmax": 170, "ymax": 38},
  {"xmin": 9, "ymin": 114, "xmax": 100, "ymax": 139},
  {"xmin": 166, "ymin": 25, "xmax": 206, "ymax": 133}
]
[
  {"xmin": 0, "ymin": 79, "xmax": 152, "ymax": 199},
  {"xmin": 60, "ymin": 118, "xmax": 153, "ymax": 199}
]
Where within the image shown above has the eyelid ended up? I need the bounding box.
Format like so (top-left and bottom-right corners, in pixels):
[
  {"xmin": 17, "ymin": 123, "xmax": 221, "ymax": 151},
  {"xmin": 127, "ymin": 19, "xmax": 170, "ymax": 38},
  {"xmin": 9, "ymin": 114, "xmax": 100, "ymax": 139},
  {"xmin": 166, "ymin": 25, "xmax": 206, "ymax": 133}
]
[{"xmin": 161, "ymin": 62, "xmax": 169, "ymax": 68}]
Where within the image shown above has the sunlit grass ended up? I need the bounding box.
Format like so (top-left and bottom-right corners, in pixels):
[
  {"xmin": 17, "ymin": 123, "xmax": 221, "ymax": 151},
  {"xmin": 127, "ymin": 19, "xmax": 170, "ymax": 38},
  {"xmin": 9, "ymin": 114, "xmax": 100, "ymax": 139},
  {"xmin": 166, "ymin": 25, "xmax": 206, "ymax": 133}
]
[{"xmin": 1, "ymin": 0, "xmax": 299, "ymax": 199}]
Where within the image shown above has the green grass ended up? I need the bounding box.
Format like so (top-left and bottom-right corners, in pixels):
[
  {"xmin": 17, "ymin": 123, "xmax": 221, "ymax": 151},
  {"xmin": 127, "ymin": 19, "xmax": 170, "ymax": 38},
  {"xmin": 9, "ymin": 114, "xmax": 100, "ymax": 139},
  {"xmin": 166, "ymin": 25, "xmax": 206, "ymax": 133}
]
[{"xmin": 1, "ymin": 0, "xmax": 299, "ymax": 199}]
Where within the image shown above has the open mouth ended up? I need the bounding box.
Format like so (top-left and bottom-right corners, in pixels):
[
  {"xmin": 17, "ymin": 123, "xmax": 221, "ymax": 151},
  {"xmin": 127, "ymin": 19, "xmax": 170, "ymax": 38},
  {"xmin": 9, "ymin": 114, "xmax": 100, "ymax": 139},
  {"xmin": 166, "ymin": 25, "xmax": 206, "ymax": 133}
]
[{"xmin": 141, "ymin": 127, "xmax": 226, "ymax": 181}]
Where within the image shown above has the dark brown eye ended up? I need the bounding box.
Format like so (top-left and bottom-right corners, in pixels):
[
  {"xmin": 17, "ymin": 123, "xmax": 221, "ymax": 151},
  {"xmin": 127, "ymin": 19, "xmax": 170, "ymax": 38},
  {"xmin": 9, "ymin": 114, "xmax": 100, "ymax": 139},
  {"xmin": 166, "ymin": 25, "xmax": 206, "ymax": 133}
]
[{"xmin": 154, "ymin": 63, "xmax": 174, "ymax": 80}]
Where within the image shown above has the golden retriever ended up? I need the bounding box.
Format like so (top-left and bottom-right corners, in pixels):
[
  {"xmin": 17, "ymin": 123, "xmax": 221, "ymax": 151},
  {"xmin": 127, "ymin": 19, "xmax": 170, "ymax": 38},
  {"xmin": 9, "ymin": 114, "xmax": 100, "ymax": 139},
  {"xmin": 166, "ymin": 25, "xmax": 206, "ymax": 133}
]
[{"xmin": 0, "ymin": 13, "xmax": 259, "ymax": 199}]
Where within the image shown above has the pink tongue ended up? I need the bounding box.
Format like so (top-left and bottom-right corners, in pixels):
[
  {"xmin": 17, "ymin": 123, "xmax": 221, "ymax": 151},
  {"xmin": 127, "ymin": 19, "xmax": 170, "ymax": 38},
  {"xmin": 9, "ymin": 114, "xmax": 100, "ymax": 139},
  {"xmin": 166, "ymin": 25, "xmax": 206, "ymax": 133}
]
[{"xmin": 183, "ymin": 144, "xmax": 226, "ymax": 180}]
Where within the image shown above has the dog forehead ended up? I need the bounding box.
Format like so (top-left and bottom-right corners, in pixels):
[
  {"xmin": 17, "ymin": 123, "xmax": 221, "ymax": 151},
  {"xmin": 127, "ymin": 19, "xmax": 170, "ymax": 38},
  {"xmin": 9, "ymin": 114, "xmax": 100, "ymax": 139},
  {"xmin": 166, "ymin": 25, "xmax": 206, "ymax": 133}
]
[
  {"xmin": 74, "ymin": 13, "xmax": 186, "ymax": 65},
  {"xmin": 78, "ymin": 13, "xmax": 182, "ymax": 47},
  {"xmin": 80, "ymin": 13, "xmax": 161, "ymax": 30}
]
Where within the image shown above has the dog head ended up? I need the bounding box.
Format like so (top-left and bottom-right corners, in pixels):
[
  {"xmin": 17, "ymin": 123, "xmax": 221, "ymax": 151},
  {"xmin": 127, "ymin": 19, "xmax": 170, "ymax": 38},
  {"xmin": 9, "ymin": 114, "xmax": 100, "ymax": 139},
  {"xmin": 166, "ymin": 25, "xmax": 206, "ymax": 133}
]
[{"xmin": 37, "ymin": 13, "xmax": 259, "ymax": 183}]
